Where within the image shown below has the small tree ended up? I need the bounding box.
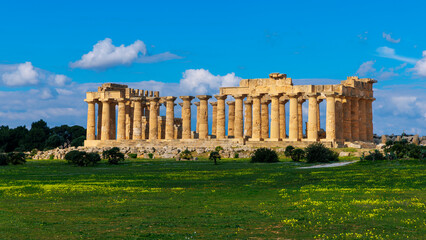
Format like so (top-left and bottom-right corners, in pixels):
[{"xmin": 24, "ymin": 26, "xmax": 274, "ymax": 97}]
[
  {"xmin": 180, "ymin": 149, "xmax": 193, "ymax": 160},
  {"xmin": 251, "ymin": 148, "xmax": 279, "ymax": 163},
  {"xmin": 7, "ymin": 152, "xmax": 26, "ymax": 165},
  {"xmin": 209, "ymin": 151, "xmax": 221, "ymax": 165},
  {"xmin": 65, "ymin": 150, "xmax": 100, "ymax": 167},
  {"xmin": 305, "ymin": 142, "xmax": 338, "ymax": 163},
  {"xmin": 284, "ymin": 145, "xmax": 295, "ymax": 158},
  {"xmin": 102, "ymin": 147, "xmax": 124, "ymax": 165},
  {"xmin": 215, "ymin": 146, "xmax": 224, "ymax": 152},
  {"xmin": 0, "ymin": 154, "xmax": 8, "ymax": 166},
  {"xmin": 291, "ymin": 149, "xmax": 305, "ymax": 162}
]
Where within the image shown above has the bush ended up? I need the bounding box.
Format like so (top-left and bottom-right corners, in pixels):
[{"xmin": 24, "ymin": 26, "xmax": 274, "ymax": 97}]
[
  {"xmin": 148, "ymin": 153, "xmax": 154, "ymax": 159},
  {"xmin": 384, "ymin": 140, "xmax": 425, "ymax": 159},
  {"xmin": 71, "ymin": 135, "xmax": 85, "ymax": 147},
  {"xmin": 128, "ymin": 153, "xmax": 137, "ymax": 159},
  {"xmin": 251, "ymin": 148, "xmax": 279, "ymax": 163},
  {"xmin": 7, "ymin": 152, "xmax": 26, "ymax": 165},
  {"xmin": 209, "ymin": 151, "xmax": 221, "ymax": 165},
  {"xmin": 215, "ymin": 146, "xmax": 224, "ymax": 152},
  {"xmin": 305, "ymin": 143, "xmax": 338, "ymax": 163},
  {"xmin": 234, "ymin": 152, "xmax": 239, "ymax": 159},
  {"xmin": 291, "ymin": 149, "xmax": 305, "ymax": 162},
  {"xmin": 180, "ymin": 149, "xmax": 192, "ymax": 160},
  {"xmin": 361, "ymin": 150, "xmax": 385, "ymax": 161},
  {"xmin": 0, "ymin": 154, "xmax": 8, "ymax": 166},
  {"xmin": 102, "ymin": 147, "xmax": 124, "ymax": 165},
  {"xmin": 65, "ymin": 150, "xmax": 100, "ymax": 166},
  {"xmin": 284, "ymin": 145, "xmax": 295, "ymax": 157}
]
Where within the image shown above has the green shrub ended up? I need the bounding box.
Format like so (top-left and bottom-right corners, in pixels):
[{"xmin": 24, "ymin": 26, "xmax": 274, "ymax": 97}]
[
  {"xmin": 7, "ymin": 152, "xmax": 26, "ymax": 165},
  {"xmin": 102, "ymin": 147, "xmax": 124, "ymax": 165},
  {"xmin": 209, "ymin": 151, "xmax": 221, "ymax": 165},
  {"xmin": 215, "ymin": 146, "xmax": 223, "ymax": 152},
  {"xmin": 234, "ymin": 152, "xmax": 239, "ymax": 159},
  {"xmin": 128, "ymin": 153, "xmax": 137, "ymax": 159},
  {"xmin": 361, "ymin": 150, "xmax": 385, "ymax": 161},
  {"xmin": 49, "ymin": 154, "xmax": 54, "ymax": 160},
  {"xmin": 251, "ymin": 148, "xmax": 279, "ymax": 163},
  {"xmin": 305, "ymin": 143, "xmax": 338, "ymax": 163},
  {"xmin": 65, "ymin": 150, "xmax": 100, "ymax": 166},
  {"xmin": 71, "ymin": 135, "xmax": 85, "ymax": 147},
  {"xmin": 0, "ymin": 154, "xmax": 8, "ymax": 166},
  {"xmin": 148, "ymin": 153, "xmax": 154, "ymax": 159},
  {"xmin": 180, "ymin": 149, "xmax": 192, "ymax": 160},
  {"xmin": 290, "ymin": 148, "xmax": 305, "ymax": 162},
  {"xmin": 384, "ymin": 140, "xmax": 425, "ymax": 159},
  {"xmin": 284, "ymin": 145, "xmax": 295, "ymax": 157}
]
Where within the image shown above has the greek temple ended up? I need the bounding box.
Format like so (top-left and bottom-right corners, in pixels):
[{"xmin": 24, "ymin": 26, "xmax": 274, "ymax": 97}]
[{"xmin": 84, "ymin": 73, "xmax": 376, "ymax": 148}]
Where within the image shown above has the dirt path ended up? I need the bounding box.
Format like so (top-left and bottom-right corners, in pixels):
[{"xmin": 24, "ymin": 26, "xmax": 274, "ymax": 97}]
[{"xmin": 297, "ymin": 160, "xmax": 358, "ymax": 169}]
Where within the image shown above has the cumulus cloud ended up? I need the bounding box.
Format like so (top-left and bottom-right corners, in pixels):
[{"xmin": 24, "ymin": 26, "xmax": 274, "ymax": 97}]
[
  {"xmin": 382, "ymin": 32, "xmax": 400, "ymax": 43},
  {"xmin": 1, "ymin": 62, "xmax": 39, "ymax": 86},
  {"xmin": 178, "ymin": 69, "xmax": 241, "ymax": 95},
  {"xmin": 412, "ymin": 50, "xmax": 426, "ymax": 77},
  {"xmin": 356, "ymin": 60, "xmax": 376, "ymax": 77},
  {"xmin": 376, "ymin": 46, "xmax": 417, "ymax": 64},
  {"xmin": 70, "ymin": 38, "xmax": 181, "ymax": 70}
]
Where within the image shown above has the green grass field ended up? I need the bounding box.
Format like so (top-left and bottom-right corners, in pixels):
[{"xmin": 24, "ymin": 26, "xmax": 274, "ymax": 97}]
[{"xmin": 0, "ymin": 158, "xmax": 425, "ymax": 239}]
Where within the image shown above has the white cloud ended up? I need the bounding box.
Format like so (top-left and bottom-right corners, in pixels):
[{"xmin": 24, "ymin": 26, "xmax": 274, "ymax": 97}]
[
  {"xmin": 382, "ymin": 32, "xmax": 400, "ymax": 43},
  {"xmin": 356, "ymin": 60, "xmax": 376, "ymax": 77},
  {"xmin": 376, "ymin": 46, "xmax": 417, "ymax": 64},
  {"xmin": 70, "ymin": 38, "xmax": 181, "ymax": 70},
  {"xmin": 1, "ymin": 62, "xmax": 39, "ymax": 86},
  {"xmin": 178, "ymin": 69, "xmax": 241, "ymax": 95},
  {"xmin": 412, "ymin": 50, "xmax": 426, "ymax": 77}
]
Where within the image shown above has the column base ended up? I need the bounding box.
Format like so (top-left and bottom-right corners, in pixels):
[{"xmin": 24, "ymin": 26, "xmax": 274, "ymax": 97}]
[
  {"xmin": 285, "ymin": 138, "xmax": 300, "ymax": 142},
  {"xmin": 265, "ymin": 138, "xmax": 281, "ymax": 141},
  {"xmin": 249, "ymin": 137, "xmax": 264, "ymax": 141}
]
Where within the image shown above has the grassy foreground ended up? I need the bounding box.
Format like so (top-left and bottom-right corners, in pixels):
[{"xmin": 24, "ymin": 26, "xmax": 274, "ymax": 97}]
[{"xmin": 0, "ymin": 158, "xmax": 425, "ymax": 239}]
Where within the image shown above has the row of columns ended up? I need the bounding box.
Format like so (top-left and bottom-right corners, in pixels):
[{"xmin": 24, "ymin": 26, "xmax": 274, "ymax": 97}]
[{"xmin": 86, "ymin": 93, "xmax": 374, "ymax": 142}]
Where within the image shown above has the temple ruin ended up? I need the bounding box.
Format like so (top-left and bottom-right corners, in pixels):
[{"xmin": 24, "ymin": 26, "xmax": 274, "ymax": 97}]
[{"xmin": 84, "ymin": 73, "xmax": 376, "ymax": 148}]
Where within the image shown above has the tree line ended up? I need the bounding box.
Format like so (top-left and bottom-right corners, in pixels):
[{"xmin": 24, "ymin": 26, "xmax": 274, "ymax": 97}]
[{"xmin": 0, "ymin": 120, "xmax": 86, "ymax": 153}]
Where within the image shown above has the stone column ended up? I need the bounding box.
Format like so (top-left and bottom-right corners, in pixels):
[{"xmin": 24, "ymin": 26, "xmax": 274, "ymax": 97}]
[
  {"xmin": 165, "ymin": 96, "xmax": 177, "ymax": 140},
  {"xmin": 194, "ymin": 102, "xmax": 200, "ymax": 134},
  {"xmin": 101, "ymin": 100, "xmax": 111, "ymax": 140},
  {"xmin": 279, "ymin": 98, "xmax": 288, "ymax": 139},
  {"xmin": 141, "ymin": 116, "xmax": 147, "ymax": 140},
  {"xmin": 261, "ymin": 99, "xmax": 270, "ymax": 139},
  {"xmin": 317, "ymin": 99, "xmax": 323, "ymax": 132},
  {"xmin": 358, "ymin": 98, "xmax": 367, "ymax": 141},
  {"xmin": 244, "ymin": 98, "xmax": 253, "ymax": 138},
  {"xmin": 366, "ymin": 98, "xmax": 374, "ymax": 142},
  {"xmin": 251, "ymin": 94, "xmax": 262, "ymax": 141},
  {"xmin": 234, "ymin": 95, "xmax": 245, "ymax": 139},
  {"xmin": 97, "ymin": 101, "xmax": 102, "ymax": 140},
  {"xmin": 132, "ymin": 100, "xmax": 142, "ymax": 140},
  {"xmin": 288, "ymin": 93, "xmax": 300, "ymax": 141},
  {"xmin": 351, "ymin": 97, "xmax": 360, "ymax": 141},
  {"xmin": 197, "ymin": 95, "xmax": 212, "ymax": 139},
  {"xmin": 215, "ymin": 95, "xmax": 227, "ymax": 139},
  {"xmin": 335, "ymin": 97, "xmax": 344, "ymax": 140},
  {"xmin": 227, "ymin": 101, "xmax": 235, "ymax": 137},
  {"xmin": 117, "ymin": 100, "xmax": 126, "ymax": 140},
  {"xmin": 210, "ymin": 102, "xmax": 217, "ymax": 137},
  {"xmin": 85, "ymin": 100, "xmax": 96, "ymax": 140},
  {"xmin": 297, "ymin": 98, "xmax": 306, "ymax": 140},
  {"xmin": 269, "ymin": 94, "xmax": 280, "ymax": 141},
  {"xmin": 125, "ymin": 102, "xmax": 133, "ymax": 140},
  {"xmin": 307, "ymin": 93, "xmax": 319, "ymax": 141},
  {"xmin": 148, "ymin": 97, "xmax": 160, "ymax": 140},
  {"xmin": 326, "ymin": 93, "xmax": 336, "ymax": 141},
  {"xmin": 110, "ymin": 102, "xmax": 116, "ymax": 139},
  {"xmin": 180, "ymin": 96, "xmax": 195, "ymax": 140},
  {"xmin": 343, "ymin": 97, "xmax": 352, "ymax": 141}
]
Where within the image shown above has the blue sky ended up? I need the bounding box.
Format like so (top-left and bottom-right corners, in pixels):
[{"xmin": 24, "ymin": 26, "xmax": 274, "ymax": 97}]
[{"xmin": 0, "ymin": 0, "xmax": 425, "ymax": 135}]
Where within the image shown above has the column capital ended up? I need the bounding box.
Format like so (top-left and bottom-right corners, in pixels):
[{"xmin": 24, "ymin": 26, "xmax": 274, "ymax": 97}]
[
  {"xmin": 84, "ymin": 99, "xmax": 95, "ymax": 103},
  {"xmin": 194, "ymin": 102, "xmax": 200, "ymax": 106},
  {"xmin": 178, "ymin": 102, "xmax": 183, "ymax": 107},
  {"xmin": 196, "ymin": 95, "xmax": 212, "ymax": 101},
  {"xmin": 214, "ymin": 94, "xmax": 227, "ymax": 100},
  {"xmin": 147, "ymin": 97, "xmax": 160, "ymax": 102},
  {"xmin": 307, "ymin": 93, "xmax": 320, "ymax": 98},
  {"xmin": 297, "ymin": 98, "xmax": 306, "ymax": 104},
  {"xmin": 270, "ymin": 93, "xmax": 281, "ymax": 98},
  {"xmin": 324, "ymin": 92, "xmax": 337, "ymax": 98},
  {"xmin": 179, "ymin": 96, "xmax": 195, "ymax": 101},
  {"xmin": 287, "ymin": 92, "xmax": 301, "ymax": 98},
  {"xmin": 100, "ymin": 98, "xmax": 111, "ymax": 103},
  {"xmin": 279, "ymin": 98, "xmax": 289, "ymax": 104},
  {"xmin": 261, "ymin": 99, "xmax": 271, "ymax": 104},
  {"xmin": 233, "ymin": 94, "xmax": 247, "ymax": 99},
  {"xmin": 244, "ymin": 99, "xmax": 253, "ymax": 104},
  {"xmin": 210, "ymin": 101, "xmax": 217, "ymax": 106},
  {"xmin": 226, "ymin": 101, "xmax": 235, "ymax": 106},
  {"xmin": 165, "ymin": 96, "xmax": 177, "ymax": 101},
  {"xmin": 317, "ymin": 98, "xmax": 324, "ymax": 103}
]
